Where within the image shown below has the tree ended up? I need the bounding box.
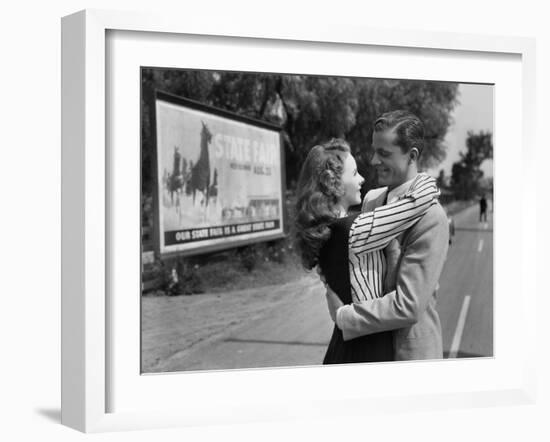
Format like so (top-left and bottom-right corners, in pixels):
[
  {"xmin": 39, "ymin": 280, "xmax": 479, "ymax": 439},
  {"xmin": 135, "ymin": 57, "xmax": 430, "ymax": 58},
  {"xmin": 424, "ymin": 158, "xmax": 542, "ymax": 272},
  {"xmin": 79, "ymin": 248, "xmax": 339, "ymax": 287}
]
[
  {"xmin": 436, "ymin": 169, "xmax": 447, "ymax": 189},
  {"xmin": 141, "ymin": 68, "xmax": 460, "ymax": 195},
  {"xmin": 450, "ymin": 131, "xmax": 493, "ymax": 200},
  {"xmin": 346, "ymin": 79, "xmax": 459, "ymax": 192}
]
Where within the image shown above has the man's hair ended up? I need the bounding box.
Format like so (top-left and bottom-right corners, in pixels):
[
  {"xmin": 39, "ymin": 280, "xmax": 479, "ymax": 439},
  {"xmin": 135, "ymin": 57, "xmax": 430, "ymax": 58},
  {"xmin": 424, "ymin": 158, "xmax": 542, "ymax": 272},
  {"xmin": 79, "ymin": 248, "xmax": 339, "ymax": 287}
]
[{"xmin": 373, "ymin": 110, "xmax": 425, "ymax": 156}]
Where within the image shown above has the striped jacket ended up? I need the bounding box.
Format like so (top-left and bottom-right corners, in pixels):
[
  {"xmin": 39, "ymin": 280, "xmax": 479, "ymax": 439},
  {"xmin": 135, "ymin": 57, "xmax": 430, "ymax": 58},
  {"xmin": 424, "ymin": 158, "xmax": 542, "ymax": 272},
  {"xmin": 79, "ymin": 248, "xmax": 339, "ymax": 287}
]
[
  {"xmin": 337, "ymin": 173, "xmax": 449, "ymax": 360},
  {"xmin": 348, "ymin": 173, "xmax": 439, "ymax": 302}
]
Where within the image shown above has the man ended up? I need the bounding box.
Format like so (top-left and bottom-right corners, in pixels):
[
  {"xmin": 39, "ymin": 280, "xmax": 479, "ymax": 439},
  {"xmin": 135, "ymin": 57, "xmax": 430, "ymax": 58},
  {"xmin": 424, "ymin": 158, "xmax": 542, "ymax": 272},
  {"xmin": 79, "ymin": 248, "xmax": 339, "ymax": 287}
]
[
  {"xmin": 325, "ymin": 110, "xmax": 449, "ymax": 360},
  {"xmin": 479, "ymin": 194, "xmax": 488, "ymax": 222}
]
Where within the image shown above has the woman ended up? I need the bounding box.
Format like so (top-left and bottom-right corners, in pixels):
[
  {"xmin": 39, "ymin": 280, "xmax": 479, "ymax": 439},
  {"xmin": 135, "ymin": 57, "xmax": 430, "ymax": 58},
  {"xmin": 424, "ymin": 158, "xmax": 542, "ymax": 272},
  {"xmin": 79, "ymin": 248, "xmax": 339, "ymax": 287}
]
[{"xmin": 293, "ymin": 138, "xmax": 439, "ymax": 364}]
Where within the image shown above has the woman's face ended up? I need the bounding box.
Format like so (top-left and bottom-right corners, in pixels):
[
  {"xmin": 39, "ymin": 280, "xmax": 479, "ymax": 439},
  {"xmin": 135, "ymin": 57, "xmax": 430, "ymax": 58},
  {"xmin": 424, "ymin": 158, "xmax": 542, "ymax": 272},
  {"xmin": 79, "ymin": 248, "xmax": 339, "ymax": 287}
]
[{"xmin": 339, "ymin": 153, "xmax": 364, "ymax": 210}]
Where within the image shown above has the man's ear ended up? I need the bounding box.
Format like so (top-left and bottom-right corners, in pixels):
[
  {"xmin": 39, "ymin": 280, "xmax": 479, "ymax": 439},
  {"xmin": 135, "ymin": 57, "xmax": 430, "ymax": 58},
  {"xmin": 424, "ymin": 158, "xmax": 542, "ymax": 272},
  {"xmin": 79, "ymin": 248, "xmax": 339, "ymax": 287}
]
[{"xmin": 409, "ymin": 147, "xmax": 420, "ymax": 163}]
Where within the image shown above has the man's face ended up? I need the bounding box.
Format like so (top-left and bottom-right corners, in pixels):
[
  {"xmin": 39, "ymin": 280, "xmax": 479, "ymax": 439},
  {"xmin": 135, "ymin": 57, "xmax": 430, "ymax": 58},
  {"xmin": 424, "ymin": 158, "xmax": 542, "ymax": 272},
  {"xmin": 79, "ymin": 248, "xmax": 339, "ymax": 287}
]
[{"xmin": 371, "ymin": 129, "xmax": 413, "ymax": 189}]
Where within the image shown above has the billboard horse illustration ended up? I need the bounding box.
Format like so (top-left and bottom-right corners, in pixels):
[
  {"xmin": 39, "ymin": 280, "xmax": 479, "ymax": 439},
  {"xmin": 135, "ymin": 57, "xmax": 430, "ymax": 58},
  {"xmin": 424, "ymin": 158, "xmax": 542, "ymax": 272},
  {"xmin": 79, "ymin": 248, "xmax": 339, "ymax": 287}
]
[
  {"xmin": 209, "ymin": 168, "xmax": 218, "ymax": 206},
  {"xmin": 168, "ymin": 146, "xmax": 184, "ymax": 216},
  {"xmin": 163, "ymin": 122, "xmax": 218, "ymax": 221},
  {"xmin": 185, "ymin": 121, "xmax": 216, "ymax": 220}
]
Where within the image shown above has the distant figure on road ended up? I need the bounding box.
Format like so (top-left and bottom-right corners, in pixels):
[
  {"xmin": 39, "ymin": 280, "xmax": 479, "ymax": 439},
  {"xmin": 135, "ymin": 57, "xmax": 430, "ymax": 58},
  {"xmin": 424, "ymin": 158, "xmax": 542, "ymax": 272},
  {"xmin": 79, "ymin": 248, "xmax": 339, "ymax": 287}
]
[
  {"xmin": 448, "ymin": 214, "xmax": 455, "ymax": 245},
  {"xmin": 294, "ymin": 136, "xmax": 440, "ymax": 364},
  {"xmin": 443, "ymin": 207, "xmax": 455, "ymax": 245},
  {"xmin": 479, "ymin": 195, "xmax": 488, "ymax": 222}
]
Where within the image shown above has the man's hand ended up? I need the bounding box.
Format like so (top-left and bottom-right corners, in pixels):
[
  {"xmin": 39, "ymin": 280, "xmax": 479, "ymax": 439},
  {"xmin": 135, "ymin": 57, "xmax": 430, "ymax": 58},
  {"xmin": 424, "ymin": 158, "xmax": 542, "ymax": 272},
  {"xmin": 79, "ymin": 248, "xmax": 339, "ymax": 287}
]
[{"xmin": 325, "ymin": 286, "xmax": 344, "ymax": 323}]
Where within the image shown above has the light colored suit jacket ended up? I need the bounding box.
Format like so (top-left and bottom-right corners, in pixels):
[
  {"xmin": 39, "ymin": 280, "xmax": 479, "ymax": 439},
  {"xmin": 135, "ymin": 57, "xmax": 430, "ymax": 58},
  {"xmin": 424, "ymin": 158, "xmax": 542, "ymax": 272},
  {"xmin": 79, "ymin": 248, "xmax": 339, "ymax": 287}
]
[{"xmin": 337, "ymin": 186, "xmax": 449, "ymax": 360}]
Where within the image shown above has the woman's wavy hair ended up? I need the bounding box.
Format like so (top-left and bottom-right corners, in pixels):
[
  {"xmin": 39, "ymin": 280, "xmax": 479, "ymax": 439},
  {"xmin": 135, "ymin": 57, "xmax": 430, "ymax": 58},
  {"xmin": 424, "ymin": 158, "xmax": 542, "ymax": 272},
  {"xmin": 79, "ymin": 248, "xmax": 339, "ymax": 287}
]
[{"xmin": 293, "ymin": 138, "xmax": 350, "ymax": 270}]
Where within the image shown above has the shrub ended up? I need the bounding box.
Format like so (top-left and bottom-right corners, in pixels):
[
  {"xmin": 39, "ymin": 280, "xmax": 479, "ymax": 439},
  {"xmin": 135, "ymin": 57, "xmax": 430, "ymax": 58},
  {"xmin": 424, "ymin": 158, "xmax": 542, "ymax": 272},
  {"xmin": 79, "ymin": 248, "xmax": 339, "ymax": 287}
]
[
  {"xmin": 236, "ymin": 245, "xmax": 259, "ymax": 272},
  {"xmin": 151, "ymin": 256, "xmax": 204, "ymax": 296}
]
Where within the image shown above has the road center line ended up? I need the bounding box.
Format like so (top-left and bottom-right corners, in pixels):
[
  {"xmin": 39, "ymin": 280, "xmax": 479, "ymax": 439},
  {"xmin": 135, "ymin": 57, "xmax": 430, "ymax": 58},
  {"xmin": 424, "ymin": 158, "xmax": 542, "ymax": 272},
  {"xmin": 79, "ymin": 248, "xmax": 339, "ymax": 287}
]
[
  {"xmin": 448, "ymin": 295, "xmax": 471, "ymax": 359},
  {"xmin": 478, "ymin": 239, "xmax": 484, "ymax": 253}
]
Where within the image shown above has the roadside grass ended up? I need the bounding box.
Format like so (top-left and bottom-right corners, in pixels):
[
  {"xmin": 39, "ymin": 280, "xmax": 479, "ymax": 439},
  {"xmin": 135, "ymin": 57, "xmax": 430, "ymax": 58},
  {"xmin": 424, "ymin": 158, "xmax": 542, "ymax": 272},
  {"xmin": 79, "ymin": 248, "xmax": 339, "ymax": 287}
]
[
  {"xmin": 194, "ymin": 251, "xmax": 307, "ymax": 294},
  {"xmin": 143, "ymin": 237, "xmax": 310, "ymax": 296}
]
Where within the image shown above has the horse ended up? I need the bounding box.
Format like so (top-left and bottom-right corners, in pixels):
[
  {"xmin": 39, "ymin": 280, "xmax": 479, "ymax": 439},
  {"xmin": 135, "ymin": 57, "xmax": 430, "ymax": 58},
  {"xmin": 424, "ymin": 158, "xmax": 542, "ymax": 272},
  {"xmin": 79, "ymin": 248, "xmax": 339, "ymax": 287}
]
[
  {"xmin": 167, "ymin": 146, "xmax": 183, "ymax": 206},
  {"xmin": 189, "ymin": 122, "xmax": 212, "ymax": 208}
]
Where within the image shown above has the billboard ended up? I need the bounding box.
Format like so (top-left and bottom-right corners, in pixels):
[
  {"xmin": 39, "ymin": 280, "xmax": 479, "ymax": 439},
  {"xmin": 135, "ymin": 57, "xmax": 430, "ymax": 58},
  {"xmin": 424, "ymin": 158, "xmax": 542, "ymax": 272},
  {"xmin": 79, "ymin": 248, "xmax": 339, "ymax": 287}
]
[{"xmin": 153, "ymin": 92, "xmax": 285, "ymax": 256}]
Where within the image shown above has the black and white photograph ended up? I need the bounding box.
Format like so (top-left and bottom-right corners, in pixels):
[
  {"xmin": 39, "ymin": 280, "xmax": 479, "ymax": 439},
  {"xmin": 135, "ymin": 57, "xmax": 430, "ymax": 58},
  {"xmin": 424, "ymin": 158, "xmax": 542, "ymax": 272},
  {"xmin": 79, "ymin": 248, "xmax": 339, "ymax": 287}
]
[
  {"xmin": 4, "ymin": 0, "xmax": 548, "ymax": 439},
  {"xmin": 140, "ymin": 68, "xmax": 493, "ymax": 373}
]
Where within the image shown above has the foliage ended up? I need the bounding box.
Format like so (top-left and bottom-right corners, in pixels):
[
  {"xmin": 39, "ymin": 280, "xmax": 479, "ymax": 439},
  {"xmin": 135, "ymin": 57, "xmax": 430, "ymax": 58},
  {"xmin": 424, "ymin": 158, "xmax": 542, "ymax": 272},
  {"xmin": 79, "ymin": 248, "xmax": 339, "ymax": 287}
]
[
  {"xmin": 143, "ymin": 236, "xmax": 297, "ymax": 295},
  {"xmin": 140, "ymin": 70, "xmax": 462, "ymax": 296},
  {"xmin": 450, "ymin": 131, "xmax": 493, "ymax": 200},
  {"xmin": 235, "ymin": 236, "xmax": 294, "ymax": 272},
  {"xmin": 436, "ymin": 169, "xmax": 447, "ymax": 189},
  {"xmin": 236, "ymin": 245, "xmax": 258, "ymax": 272},
  {"xmin": 149, "ymin": 256, "xmax": 204, "ymax": 296},
  {"xmin": 141, "ymin": 69, "xmax": 460, "ymax": 196}
]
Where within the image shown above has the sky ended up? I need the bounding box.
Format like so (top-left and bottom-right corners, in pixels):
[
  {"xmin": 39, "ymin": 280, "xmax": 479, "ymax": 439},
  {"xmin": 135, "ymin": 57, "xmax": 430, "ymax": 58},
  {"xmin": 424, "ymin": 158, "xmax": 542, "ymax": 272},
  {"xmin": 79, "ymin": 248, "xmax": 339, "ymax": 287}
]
[{"xmin": 428, "ymin": 83, "xmax": 494, "ymax": 178}]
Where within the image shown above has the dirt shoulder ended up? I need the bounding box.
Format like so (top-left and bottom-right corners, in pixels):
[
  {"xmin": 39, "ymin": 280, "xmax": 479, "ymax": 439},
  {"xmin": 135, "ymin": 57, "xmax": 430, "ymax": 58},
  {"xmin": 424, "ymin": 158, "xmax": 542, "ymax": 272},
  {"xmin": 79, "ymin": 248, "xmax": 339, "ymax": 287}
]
[{"xmin": 141, "ymin": 273, "xmax": 319, "ymax": 373}]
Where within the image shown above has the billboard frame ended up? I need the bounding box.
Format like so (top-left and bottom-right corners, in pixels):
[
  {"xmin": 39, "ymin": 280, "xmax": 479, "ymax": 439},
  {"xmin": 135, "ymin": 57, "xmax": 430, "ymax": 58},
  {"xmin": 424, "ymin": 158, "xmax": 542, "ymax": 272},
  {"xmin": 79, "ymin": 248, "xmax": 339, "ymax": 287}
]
[{"xmin": 147, "ymin": 86, "xmax": 288, "ymax": 259}]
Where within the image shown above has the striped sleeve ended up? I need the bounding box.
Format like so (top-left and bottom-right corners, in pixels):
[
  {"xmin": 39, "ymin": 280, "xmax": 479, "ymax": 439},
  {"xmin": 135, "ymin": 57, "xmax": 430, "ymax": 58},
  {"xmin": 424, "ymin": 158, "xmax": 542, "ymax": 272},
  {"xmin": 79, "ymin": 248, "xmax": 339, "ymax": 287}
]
[
  {"xmin": 349, "ymin": 174, "xmax": 439, "ymax": 256},
  {"xmin": 349, "ymin": 250, "xmax": 386, "ymax": 301}
]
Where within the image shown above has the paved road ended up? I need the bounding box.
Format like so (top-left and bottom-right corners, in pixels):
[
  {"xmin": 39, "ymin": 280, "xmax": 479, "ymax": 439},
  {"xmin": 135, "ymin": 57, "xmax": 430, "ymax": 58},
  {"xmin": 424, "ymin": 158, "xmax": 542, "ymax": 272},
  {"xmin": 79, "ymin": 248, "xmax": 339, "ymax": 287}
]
[
  {"xmin": 147, "ymin": 203, "xmax": 493, "ymax": 372},
  {"xmin": 437, "ymin": 203, "xmax": 493, "ymax": 358}
]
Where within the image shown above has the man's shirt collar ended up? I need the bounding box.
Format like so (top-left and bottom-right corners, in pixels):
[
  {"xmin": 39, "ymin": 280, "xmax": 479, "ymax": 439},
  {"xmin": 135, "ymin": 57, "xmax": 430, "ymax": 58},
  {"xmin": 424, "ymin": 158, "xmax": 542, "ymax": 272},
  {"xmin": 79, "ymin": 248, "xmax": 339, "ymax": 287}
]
[{"xmin": 386, "ymin": 175, "xmax": 418, "ymax": 204}]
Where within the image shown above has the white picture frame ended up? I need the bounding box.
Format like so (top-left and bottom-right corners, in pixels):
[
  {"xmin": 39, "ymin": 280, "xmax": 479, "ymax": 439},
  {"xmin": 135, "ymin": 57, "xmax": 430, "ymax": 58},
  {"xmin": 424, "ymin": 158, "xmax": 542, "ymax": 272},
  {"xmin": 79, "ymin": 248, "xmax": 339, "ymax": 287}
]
[{"xmin": 61, "ymin": 9, "xmax": 537, "ymax": 433}]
